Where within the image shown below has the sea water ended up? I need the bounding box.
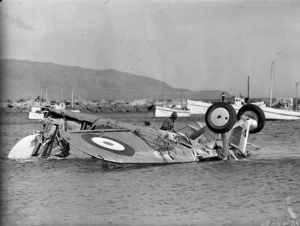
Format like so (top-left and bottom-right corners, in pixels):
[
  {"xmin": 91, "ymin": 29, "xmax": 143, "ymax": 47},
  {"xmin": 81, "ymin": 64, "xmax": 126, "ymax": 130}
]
[{"xmin": 0, "ymin": 113, "xmax": 299, "ymax": 226}]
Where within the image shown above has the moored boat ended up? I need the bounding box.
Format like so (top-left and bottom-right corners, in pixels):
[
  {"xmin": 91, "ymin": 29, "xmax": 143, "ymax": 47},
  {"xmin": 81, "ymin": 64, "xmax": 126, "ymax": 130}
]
[
  {"xmin": 155, "ymin": 105, "xmax": 191, "ymax": 117},
  {"xmin": 259, "ymin": 106, "xmax": 300, "ymax": 120},
  {"xmin": 187, "ymin": 97, "xmax": 247, "ymax": 115},
  {"xmin": 186, "ymin": 99, "xmax": 211, "ymax": 115},
  {"xmin": 28, "ymin": 111, "xmax": 47, "ymax": 120},
  {"xmin": 28, "ymin": 104, "xmax": 49, "ymax": 120},
  {"xmin": 260, "ymin": 62, "xmax": 300, "ymax": 120},
  {"xmin": 50, "ymin": 101, "xmax": 66, "ymax": 110},
  {"xmin": 187, "ymin": 98, "xmax": 299, "ymax": 120}
]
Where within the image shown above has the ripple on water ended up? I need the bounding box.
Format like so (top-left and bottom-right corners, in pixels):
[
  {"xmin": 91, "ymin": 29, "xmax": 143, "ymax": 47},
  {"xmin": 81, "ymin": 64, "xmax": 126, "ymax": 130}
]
[{"xmin": 1, "ymin": 114, "xmax": 300, "ymax": 225}]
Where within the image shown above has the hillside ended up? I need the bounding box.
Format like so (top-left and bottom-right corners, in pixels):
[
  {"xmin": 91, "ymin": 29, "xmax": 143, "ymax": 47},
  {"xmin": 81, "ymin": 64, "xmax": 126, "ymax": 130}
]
[{"xmin": 0, "ymin": 59, "xmax": 228, "ymax": 101}]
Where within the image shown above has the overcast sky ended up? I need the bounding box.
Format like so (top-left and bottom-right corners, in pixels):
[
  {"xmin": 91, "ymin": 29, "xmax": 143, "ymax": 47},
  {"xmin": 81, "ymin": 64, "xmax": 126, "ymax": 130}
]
[{"xmin": 1, "ymin": 0, "xmax": 299, "ymax": 98}]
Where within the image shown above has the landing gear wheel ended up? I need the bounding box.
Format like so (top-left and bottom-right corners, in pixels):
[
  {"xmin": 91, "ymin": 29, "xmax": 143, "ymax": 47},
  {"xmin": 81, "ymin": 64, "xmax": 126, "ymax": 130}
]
[
  {"xmin": 205, "ymin": 102, "xmax": 237, "ymax": 133},
  {"xmin": 237, "ymin": 104, "xmax": 265, "ymax": 134}
]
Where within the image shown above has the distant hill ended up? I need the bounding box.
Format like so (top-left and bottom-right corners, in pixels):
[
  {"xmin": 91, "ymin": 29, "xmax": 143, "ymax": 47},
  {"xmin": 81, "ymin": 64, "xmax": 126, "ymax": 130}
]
[{"xmin": 0, "ymin": 59, "xmax": 228, "ymax": 101}]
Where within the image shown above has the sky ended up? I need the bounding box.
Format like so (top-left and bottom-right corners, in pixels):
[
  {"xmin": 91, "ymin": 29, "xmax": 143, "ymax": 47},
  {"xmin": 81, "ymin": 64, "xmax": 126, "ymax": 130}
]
[{"xmin": 1, "ymin": 0, "xmax": 300, "ymax": 98}]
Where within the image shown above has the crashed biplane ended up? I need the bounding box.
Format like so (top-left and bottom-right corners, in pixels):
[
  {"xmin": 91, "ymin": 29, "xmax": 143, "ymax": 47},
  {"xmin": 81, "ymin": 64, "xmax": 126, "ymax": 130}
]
[{"xmin": 9, "ymin": 102, "xmax": 266, "ymax": 165}]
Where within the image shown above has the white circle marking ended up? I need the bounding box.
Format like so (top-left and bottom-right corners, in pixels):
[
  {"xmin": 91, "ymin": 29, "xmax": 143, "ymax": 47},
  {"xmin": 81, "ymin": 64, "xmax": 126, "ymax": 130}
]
[
  {"xmin": 211, "ymin": 107, "xmax": 230, "ymax": 126},
  {"xmin": 91, "ymin": 137, "xmax": 125, "ymax": 151}
]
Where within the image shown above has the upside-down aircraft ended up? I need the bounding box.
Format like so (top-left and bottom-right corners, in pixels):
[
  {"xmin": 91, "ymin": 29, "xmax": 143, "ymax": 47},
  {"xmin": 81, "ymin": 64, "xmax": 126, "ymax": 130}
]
[{"xmin": 9, "ymin": 102, "xmax": 266, "ymax": 166}]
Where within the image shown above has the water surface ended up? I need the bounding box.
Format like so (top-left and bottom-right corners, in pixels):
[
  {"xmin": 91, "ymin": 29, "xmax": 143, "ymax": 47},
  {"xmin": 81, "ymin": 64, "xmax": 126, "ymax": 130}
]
[{"xmin": 1, "ymin": 113, "xmax": 299, "ymax": 226}]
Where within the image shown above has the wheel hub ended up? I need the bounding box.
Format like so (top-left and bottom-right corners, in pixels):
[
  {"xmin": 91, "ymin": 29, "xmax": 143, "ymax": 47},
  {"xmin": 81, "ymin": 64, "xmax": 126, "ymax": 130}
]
[{"xmin": 211, "ymin": 108, "xmax": 230, "ymax": 127}]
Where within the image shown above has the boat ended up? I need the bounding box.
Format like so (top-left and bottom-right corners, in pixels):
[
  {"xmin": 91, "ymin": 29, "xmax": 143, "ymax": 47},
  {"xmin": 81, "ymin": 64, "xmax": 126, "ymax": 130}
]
[
  {"xmin": 68, "ymin": 90, "xmax": 80, "ymax": 113},
  {"xmin": 187, "ymin": 98, "xmax": 300, "ymax": 120},
  {"xmin": 186, "ymin": 99, "xmax": 212, "ymax": 115},
  {"xmin": 259, "ymin": 104, "xmax": 300, "ymax": 120},
  {"xmin": 50, "ymin": 101, "xmax": 66, "ymax": 110},
  {"xmin": 155, "ymin": 87, "xmax": 191, "ymax": 117},
  {"xmin": 187, "ymin": 97, "xmax": 262, "ymax": 115},
  {"xmin": 29, "ymin": 83, "xmax": 51, "ymax": 120},
  {"xmin": 28, "ymin": 103, "xmax": 50, "ymax": 120},
  {"xmin": 187, "ymin": 97, "xmax": 245, "ymax": 115},
  {"xmin": 187, "ymin": 63, "xmax": 300, "ymax": 120},
  {"xmin": 9, "ymin": 102, "xmax": 266, "ymax": 166},
  {"xmin": 155, "ymin": 105, "xmax": 191, "ymax": 117},
  {"xmin": 29, "ymin": 101, "xmax": 67, "ymax": 120},
  {"xmin": 28, "ymin": 108, "xmax": 48, "ymax": 120},
  {"xmin": 261, "ymin": 62, "xmax": 300, "ymax": 120}
]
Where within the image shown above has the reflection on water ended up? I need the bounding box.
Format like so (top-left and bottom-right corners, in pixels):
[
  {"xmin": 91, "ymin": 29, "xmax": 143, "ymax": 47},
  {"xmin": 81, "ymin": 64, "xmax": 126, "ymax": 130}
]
[{"xmin": 0, "ymin": 113, "xmax": 299, "ymax": 226}]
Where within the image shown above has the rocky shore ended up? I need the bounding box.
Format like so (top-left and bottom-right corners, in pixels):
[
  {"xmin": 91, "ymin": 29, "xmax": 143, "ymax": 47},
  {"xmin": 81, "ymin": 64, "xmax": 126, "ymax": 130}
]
[{"xmin": 0, "ymin": 98, "xmax": 156, "ymax": 114}]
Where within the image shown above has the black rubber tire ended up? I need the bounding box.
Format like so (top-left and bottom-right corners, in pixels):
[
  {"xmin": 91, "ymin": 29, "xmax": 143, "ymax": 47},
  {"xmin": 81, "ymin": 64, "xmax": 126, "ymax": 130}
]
[
  {"xmin": 237, "ymin": 104, "xmax": 265, "ymax": 134},
  {"xmin": 205, "ymin": 102, "xmax": 237, "ymax": 133}
]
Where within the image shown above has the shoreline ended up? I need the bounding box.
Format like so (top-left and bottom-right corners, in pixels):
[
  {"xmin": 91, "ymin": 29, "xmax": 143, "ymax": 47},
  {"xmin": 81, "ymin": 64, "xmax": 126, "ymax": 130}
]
[
  {"xmin": 1, "ymin": 96, "xmax": 268, "ymax": 114},
  {"xmin": 0, "ymin": 111, "xmax": 206, "ymax": 127},
  {"xmin": 0, "ymin": 98, "xmax": 155, "ymax": 114}
]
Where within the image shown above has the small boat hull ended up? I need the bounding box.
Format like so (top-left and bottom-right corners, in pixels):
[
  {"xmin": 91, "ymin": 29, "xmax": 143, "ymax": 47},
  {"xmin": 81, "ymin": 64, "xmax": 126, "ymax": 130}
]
[
  {"xmin": 187, "ymin": 99, "xmax": 244, "ymax": 114},
  {"xmin": 187, "ymin": 99, "xmax": 211, "ymax": 114},
  {"xmin": 155, "ymin": 106, "xmax": 191, "ymax": 117},
  {"xmin": 187, "ymin": 99, "xmax": 300, "ymax": 120},
  {"xmin": 260, "ymin": 106, "xmax": 300, "ymax": 120},
  {"xmin": 29, "ymin": 105, "xmax": 49, "ymax": 120},
  {"xmin": 28, "ymin": 111, "xmax": 45, "ymax": 120}
]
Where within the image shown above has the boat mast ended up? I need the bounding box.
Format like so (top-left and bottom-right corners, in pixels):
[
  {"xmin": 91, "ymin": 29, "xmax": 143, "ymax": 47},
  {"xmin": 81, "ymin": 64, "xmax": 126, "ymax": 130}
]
[
  {"xmin": 162, "ymin": 82, "xmax": 164, "ymax": 104},
  {"xmin": 61, "ymin": 90, "xmax": 64, "ymax": 102},
  {"xmin": 181, "ymin": 88, "xmax": 183, "ymax": 109},
  {"xmin": 40, "ymin": 81, "xmax": 42, "ymax": 100},
  {"xmin": 269, "ymin": 61, "xmax": 274, "ymax": 107},
  {"xmin": 296, "ymin": 78, "xmax": 299, "ymax": 111},
  {"xmin": 247, "ymin": 76, "xmax": 250, "ymax": 103},
  {"xmin": 45, "ymin": 87, "xmax": 48, "ymax": 102},
  {"xmin": 72, "ymin": 90, "xmax": 74, "ymax": 108}
]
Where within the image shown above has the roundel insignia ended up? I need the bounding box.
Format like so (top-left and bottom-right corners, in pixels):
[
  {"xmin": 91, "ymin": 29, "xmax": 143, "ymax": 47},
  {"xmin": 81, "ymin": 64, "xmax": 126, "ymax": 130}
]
[
  {"xmin": 81, "ymin": 134, "xmax": 135, "ymax": 156},
  {"xmin": 92, "ymin": 137, "xmax": 125, "ymax": 151}
]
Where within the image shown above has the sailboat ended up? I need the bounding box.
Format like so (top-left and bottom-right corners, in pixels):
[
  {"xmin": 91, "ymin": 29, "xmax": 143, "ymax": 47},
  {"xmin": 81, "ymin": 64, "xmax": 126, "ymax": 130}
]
[
  {"xmin": 258, "ymin": 61, "xmax": 300, "ymax": 120},
  {"xmin": 155, "ymin": 84, "xmax": 190, "ymax": 117},
  {"xmin": 295, "ymin": 78, "xmax": 299, "ymax": 111},
  {"xmin": 28, "ymin": 83, "xmax": 50, "ymax": 120},
  {"xmin": 187, "ymin": 96, "xmax": 254, "ymax": 115},
  {"xmin": 187, "ymin": 77, "xmax": 261, "ymax": 114},
  {"xmin": 70, "ymin": 90, "xmax": 80, "ymax": 113}
]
